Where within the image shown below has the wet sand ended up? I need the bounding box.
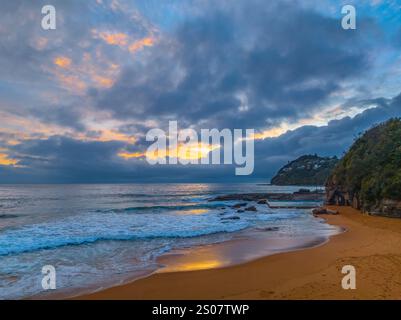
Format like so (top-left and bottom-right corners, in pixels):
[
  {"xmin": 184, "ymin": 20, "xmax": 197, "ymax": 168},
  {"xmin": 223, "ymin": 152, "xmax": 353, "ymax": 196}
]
[{"xmin": 78, "ymin": 206, "xmax": 401, "ymax": 299}]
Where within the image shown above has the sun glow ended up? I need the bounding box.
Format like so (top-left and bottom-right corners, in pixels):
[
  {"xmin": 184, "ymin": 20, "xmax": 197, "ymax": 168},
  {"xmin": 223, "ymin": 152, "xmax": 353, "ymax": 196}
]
[
  {"xmin": 118, "ymin": 142, "xmax": 220, "ymax": 161},
  {"xmin": 0, "ymin": 150, "xmax": 18, "ymax": 166},
  {"xmin": 253, "ymin": 125, "xmax": 290, "ymax": 140}
]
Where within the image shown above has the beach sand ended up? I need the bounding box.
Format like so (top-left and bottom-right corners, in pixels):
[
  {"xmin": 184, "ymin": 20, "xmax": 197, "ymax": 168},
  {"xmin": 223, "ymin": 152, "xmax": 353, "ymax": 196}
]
[{"xmin": 77, "ymin": 206, "xmax": 401, "ymax": 300}]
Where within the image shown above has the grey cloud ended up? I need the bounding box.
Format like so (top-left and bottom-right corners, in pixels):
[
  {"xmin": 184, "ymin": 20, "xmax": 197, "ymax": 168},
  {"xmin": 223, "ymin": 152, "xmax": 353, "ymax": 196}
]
[
  {"xmin": 0, "ymin": 0, "xmax": 399, "ymax": 183},
  {"xmin": 94, "ymin": 0, "xmax": 378, "ymax": 130},
  {"xmin": 2, "ymin": 92, "xmax": 400, "ymax": 183},
  {"xmin": 252, "ymin": 92, "xmax": 401, "ymax": 179}
]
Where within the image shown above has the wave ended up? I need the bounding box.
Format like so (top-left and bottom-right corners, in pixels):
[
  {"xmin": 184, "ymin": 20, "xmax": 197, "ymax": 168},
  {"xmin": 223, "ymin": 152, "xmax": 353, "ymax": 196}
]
[{"xmin": 0, "ymin": 212, "xmax": 248, "ymax": 256}]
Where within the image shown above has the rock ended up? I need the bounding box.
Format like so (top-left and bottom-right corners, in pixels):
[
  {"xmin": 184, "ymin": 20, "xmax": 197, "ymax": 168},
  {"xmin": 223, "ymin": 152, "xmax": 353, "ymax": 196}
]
[
  {"xmin": 312, "ymin": 207, "xmax": 326, "ymax": 215},
  {"xmin": 221, "ymin": 216, "xmax": 240, "ymax": 220},
  {"xmin": 232, "ymin": 202, "xmax": 247, "ymax": 209},
  {"xmin": 257, "ymin": 199, "xmax": 267, "ymax": 204},
  {"xmin": 244, "ymin": 206, "xmax": 257, "ymax": 212},
  {"xmin": 326, "ymin": 209, "xmax": 339, "ymax": 215},
  {"xmin": 379, "ymin": 199, "xmax": 401, "ymax": 218},
  {"xmin": 257, "ymin": 226, "xmax": 279, "ymax": 232},
  {"xmin": 325, "ymin": 185, "xmax": 349, "ymax": 206},
  {"xmin": 210, "ymin": 192, "xmax": 325, "ymax": 202},
  {"xmin": 325, "ymin": 119, "xmax": 401, "ymax": 216},
  {"xmin": 312, "ymin": 207, "xmax": 338, "ymax": 215}
]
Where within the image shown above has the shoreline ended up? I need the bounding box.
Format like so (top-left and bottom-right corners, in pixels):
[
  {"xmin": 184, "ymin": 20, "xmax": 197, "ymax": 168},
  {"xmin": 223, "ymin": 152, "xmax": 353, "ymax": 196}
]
[
  {"xmin": 76, "ymin": 206, "xmax": 401, "ymax": 299},
  {"xmin": 56, "ymin": 219, "xmax": 337, "ymax": 300},
  {"xmin": 156, "ymin": 235, "xmax": 331, "ymax": 274}
]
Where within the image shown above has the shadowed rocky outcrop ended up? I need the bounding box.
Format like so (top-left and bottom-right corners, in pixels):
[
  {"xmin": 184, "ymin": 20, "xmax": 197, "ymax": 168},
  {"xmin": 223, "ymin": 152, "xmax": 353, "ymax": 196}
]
[{"xmin": 325, "ymin": 118, "xmax": 401, "ymax": 217}]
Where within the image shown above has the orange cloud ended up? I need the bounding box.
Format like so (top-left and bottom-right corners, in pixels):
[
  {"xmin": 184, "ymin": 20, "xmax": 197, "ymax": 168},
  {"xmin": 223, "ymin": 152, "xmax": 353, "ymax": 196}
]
[
  {"xmin": 96, "ymin": 31, "xmax": 128, "ymax": 46},
  {"xmin": 92, "ymin": 28, "xmax": 155, "ymax": 52},
  {"xmin": 253, "ymin": 126, "xmax": 289, "ymax": 140},
  {"xmin": 118, "ymin": 151, "xmax": 145, "ymax": 159},
  {"xmin": 0, "ymin": 150, "xmax": 18, "ymax": 166},
  {"xmin": 0, "ymin": 110, "xmax": 65, "ymax": 141},
  {"xmin": 129, "ymin": 37, "xmax": 154, "ymax": 53},
  {"xmin": 95, "ymin": 130, "xmax": 136, "ymax": 143},
  {"xmin": 57, "ymin": 74, "xmax": 87, "ymax": 92},
  {"xmin": 54, "ymin": 56, "xmax": 72, "ymax": 68},
  {"xmin": 48, "ymin": 51, "xmax": 120, "ymax": 93},
  {"xmin": 92, "ymin": 75, "xmax": 114, "ymax": 88},
  {"xmin": 6, "ymin": 139, "xmax": 21, "ymax": 146}
]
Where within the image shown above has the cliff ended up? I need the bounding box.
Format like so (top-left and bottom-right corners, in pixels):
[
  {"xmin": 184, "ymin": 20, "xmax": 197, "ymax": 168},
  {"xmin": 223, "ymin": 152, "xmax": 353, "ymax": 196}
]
[
  {"xmin": 326, "ymin": 118, "xmax": 401, "ymax": 217},
  {"xmin": 271, "ymin": 154, "xmax": 338, "ymax": 186}
]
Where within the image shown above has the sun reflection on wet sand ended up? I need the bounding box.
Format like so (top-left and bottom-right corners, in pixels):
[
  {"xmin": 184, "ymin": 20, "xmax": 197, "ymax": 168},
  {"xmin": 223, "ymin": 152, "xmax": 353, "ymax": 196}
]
[
  {"xmin": 163, "ymin": 258, "xmax": 224, "ymax": 271},
  {"xmin": 158, "ymin": 249, "xmax": 229, "ymax": 273},
  {"xmin": 157, "ymin": 234, "xmax": 331, "ymax": 273}
]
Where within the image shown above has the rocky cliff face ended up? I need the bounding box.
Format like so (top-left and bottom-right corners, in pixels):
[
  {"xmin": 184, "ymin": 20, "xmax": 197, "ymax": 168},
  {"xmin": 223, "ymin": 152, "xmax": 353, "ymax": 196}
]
[
  {"xmin": 271, "ymin": 155, "xmax": 338, "ymax": 186},
  {"xmin": 326, "ymin": 118, "xmax": 401, "ymax": 217}
]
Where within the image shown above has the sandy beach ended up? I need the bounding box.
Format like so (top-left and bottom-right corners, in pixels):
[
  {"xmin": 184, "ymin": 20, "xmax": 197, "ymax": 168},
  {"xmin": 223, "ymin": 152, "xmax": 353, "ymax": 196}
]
[{"xmin": 78, "ymin": 206, "xmax": 401, "ymax": 300}]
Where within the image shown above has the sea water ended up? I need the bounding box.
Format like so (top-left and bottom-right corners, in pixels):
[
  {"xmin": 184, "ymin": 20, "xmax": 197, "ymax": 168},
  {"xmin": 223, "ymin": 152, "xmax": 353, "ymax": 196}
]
[{"xmin": 0, "ymin": 183, "xmax": 338, "ymax": 299}]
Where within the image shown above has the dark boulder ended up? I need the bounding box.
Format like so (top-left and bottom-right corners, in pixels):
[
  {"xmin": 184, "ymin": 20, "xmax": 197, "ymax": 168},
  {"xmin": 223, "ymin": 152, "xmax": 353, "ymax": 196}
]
[
  {"xmin": 312, "ymin": 207, "xmax": 338, "ymax": 215},
  {"xmin": 233, "ymin": 202, "xmax": 247, "ymax": 209},
  {"xmin": 221, "ymin": 216, "xmax": 240, "ymax": 220}
]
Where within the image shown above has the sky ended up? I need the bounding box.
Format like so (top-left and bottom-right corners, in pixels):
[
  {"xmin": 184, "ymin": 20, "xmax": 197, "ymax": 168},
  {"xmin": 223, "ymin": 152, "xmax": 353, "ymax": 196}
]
[{"xmin": 0, "ymin": 0, "xmax": 401, "ymax": 183}]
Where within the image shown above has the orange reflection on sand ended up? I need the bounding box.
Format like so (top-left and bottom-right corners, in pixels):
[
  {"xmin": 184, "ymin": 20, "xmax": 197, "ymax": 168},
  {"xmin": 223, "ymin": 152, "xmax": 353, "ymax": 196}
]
[
  {"xmin": 168, "ymin": 259, "xmax": 223, "ymax": 271},
  {"xmin": 159, "ymin": 247, "xmax": 229, "ymax": 272}
]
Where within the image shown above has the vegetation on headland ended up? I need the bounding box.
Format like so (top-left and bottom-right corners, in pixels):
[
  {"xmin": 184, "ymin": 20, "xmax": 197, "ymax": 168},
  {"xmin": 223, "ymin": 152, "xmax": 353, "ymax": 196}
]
[
  {"xmin": 271, "ymin": 154, "xmax": 338, "ymax": 186},
  {"xmin": 326, "ymin": 118, "xmax": 401, "ymax": 215}
]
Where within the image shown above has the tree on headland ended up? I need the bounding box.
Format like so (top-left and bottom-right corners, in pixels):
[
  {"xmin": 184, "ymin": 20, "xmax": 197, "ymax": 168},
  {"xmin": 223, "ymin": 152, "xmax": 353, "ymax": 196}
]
[{"xmin": 326, "ymin": 118, "xmax": 401, "ymax": 215}]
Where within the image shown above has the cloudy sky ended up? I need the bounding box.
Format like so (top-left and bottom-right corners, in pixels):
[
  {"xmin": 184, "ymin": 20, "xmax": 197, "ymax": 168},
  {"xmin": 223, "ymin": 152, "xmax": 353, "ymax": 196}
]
[{"xmin": 0, "ymin": 0, "xmax": 401, "ymax": 183}]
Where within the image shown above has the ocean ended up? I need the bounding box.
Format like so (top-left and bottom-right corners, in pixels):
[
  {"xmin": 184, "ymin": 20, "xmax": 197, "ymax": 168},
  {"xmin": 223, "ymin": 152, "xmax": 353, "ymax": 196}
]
[{"xmin": 0, "ymin": 183, "xmax": 340, "ymax": 299}]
